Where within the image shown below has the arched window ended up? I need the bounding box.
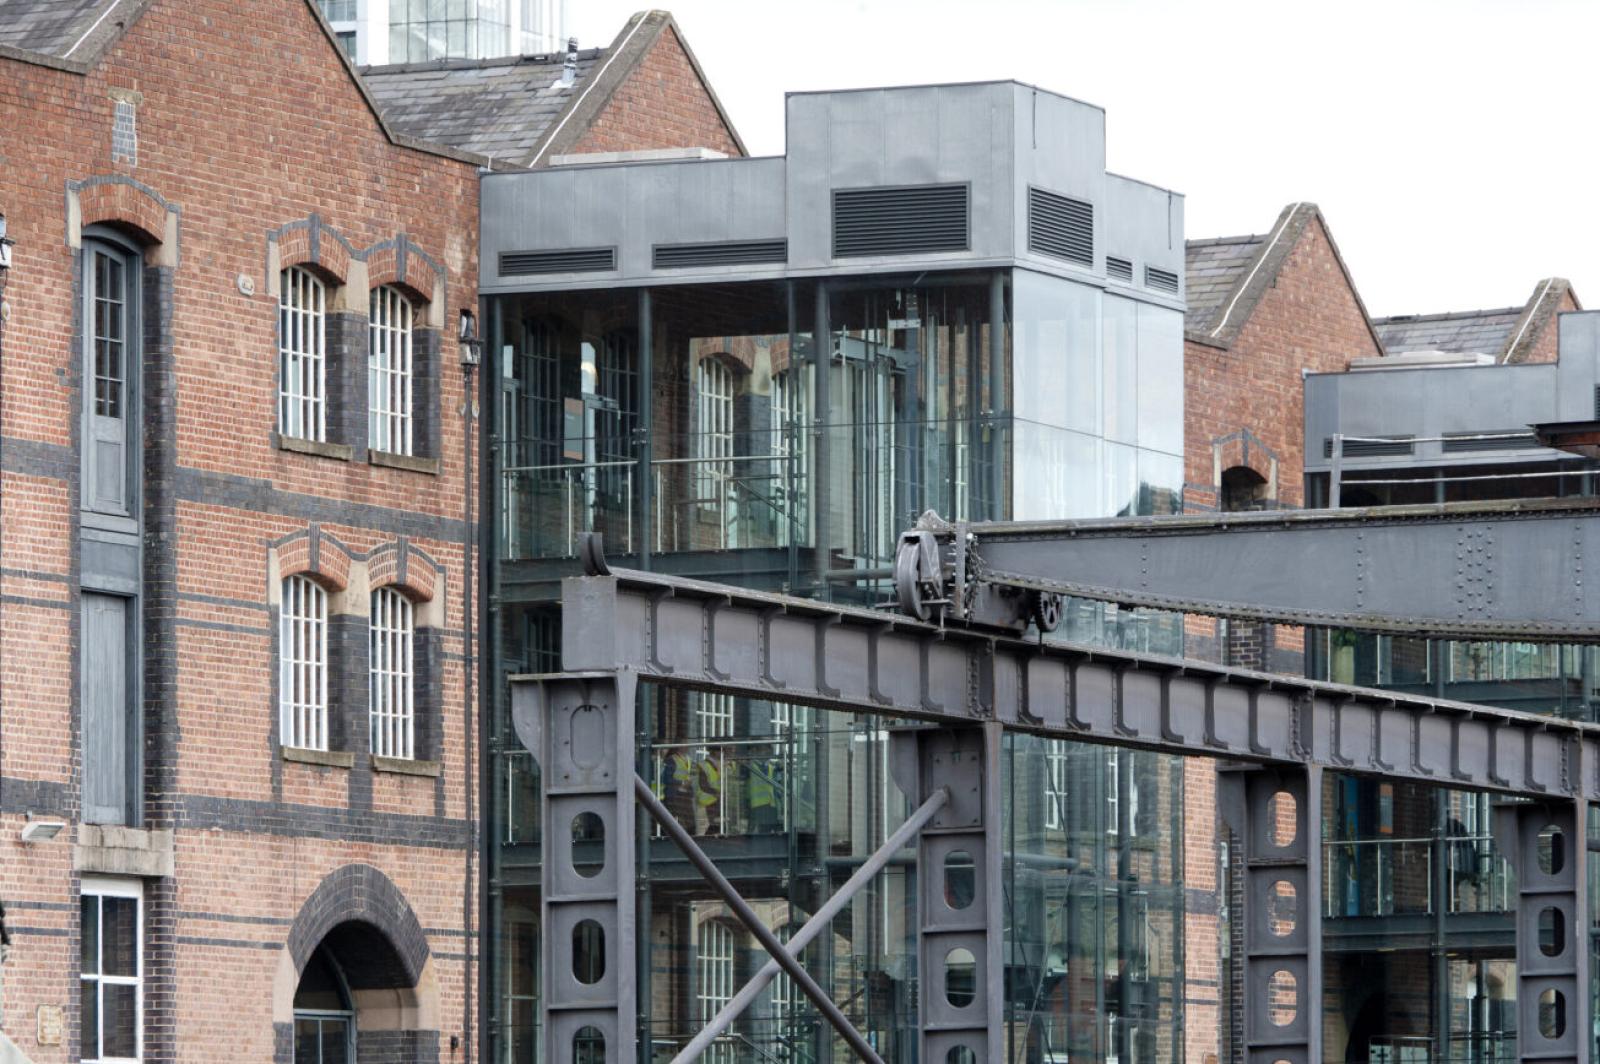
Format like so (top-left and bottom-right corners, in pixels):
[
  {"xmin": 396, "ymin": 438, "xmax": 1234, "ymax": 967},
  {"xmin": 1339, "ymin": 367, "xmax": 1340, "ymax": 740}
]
[
  {"xmin": 369, "ymin": 587, "xmax": 415, "ymax": 760},
  {"xmin": 293, "ymin": 944, "xmax": 355, "ymax": 1063},
  {"xmin": 697, "ymin": 919, "xmax": 736, "ymax": 1064},
  {"xmin": 279, "ymin": 267, "xmax": 327, "ymax": 441},
  {"xmin": 280, "ymin": 575, "xmax": 329, "ymax": 750},
  {"xmin": 696, "ymin": 358, "xmax": 735, "ymax": 509},
  {"xmin": 368, "ymin": 285, "xmax": 415, "ymax": 456}
]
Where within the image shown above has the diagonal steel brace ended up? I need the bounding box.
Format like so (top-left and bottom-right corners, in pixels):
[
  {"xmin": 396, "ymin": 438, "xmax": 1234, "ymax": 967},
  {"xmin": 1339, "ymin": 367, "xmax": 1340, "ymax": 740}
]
[
  {"xmin": 632, "ymin": 775, "xmax": 887, "ymax": 1064},
  {"xmin": 672, "ymin": 785, "xmax": 952, "ymax": 1064}
]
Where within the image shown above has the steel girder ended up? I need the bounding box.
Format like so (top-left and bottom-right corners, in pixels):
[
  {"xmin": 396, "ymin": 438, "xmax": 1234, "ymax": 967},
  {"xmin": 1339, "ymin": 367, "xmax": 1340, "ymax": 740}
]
[
  {"xmin": 894, "ymin": 498, "xmax": 1600, "ymax": 642},
  {"xmin": 557, "ymin": 570, "xmax": 1600, "ymax": 800}
]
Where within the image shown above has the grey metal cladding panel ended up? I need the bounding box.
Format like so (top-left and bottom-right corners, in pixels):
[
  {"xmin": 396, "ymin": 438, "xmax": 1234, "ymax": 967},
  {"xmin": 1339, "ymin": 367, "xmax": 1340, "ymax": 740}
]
[
  {"xmin": 784, "ymin": 84, "xmax": 1015, "ymax": 268},
  {"xmin": 1011, "ymin": 85, "xmax": 1105, "ymax": 274},
  {"xmin": 480, "ymin": 158, "xmax": 787, "ymax": 287},
  {"xmin": 1102, "ymin": 174, "xmax": 1185, "ymax": 295},
  {"xmin": 1303, "ymin": 362, "xmax": 1561, "ymax": 468},
  {"xmin": 1557, "ymin": 312, "xmax": 1600, "ymax": 422}
]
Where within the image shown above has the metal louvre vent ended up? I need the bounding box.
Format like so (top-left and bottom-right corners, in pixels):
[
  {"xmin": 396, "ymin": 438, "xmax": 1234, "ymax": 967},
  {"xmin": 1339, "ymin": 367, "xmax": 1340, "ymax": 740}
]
[
  {"xmin": 832, "ymin": 184, "xmax": 969, "ymax": 258},
  {"xmin": 1441, "ymin": 431, "xmax": 1541, "ymax": 453},
  {"xmin": 1106, "ymin": 256, "xmax": 1133, "ymax": 283},
  {"xmin": 652, "ymin": 239, "xmax": 788, "ymax": 269},
  {"xmin": 1027, "ymin": 187, "xmax": 1093, "ymax": 266},
  {"xmin": 1324, "ymin": 436, "xmax": 1415, "ymax": 458},
  {"xmin": 1145, "ymin": 265, "xmax": 1180, "ymax": 295},
  {"xmin": 500, "ymin": 247, "xmax": 616, "ymax": 276},
  {"xmin": 1593, "ymin": 384, "xmax": 1600, "ymax": 419}
]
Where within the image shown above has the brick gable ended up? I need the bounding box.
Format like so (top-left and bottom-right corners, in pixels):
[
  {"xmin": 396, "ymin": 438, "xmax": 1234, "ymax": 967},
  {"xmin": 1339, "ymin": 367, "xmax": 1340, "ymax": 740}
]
[{"xmin": 570, "ymin": 24, "xmax": 742, "ymax": 157}]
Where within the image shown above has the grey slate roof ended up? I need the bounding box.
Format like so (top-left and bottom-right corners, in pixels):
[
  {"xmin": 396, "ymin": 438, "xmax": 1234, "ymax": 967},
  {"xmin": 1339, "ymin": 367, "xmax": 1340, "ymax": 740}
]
[
  {"xmin": 1185, "ymin": 235, "xmax": 1265, "ymax": 336},
  {"xmin": 361, "ymin": 49, "xmax": 603, "ymax": 165},
  {"xmin": 0, "ymin": 0, "xmax": 145, "ymax": 65},
  {"xmin": 1372, "ymin": 308, "xmax": 1523, "ymax": 358}
]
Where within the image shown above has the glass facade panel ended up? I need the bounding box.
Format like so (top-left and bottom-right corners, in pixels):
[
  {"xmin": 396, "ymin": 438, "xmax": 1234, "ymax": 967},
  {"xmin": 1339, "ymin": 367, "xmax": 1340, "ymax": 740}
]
[{"xmin": 483, "ymin": 269, "xmax": 1187, "ymax": 1062}]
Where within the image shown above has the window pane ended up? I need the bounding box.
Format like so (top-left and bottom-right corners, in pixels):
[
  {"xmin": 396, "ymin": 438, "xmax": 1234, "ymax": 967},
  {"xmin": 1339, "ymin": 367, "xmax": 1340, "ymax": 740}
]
[
  {"xmin": 321, "ymin": 1019, "xmax": 351, "ymax": 1064},
  {"xmin": 101, "ymin": 896, "xmax": 138, "ymax": 977},
  {"xmin": 81, "ymin": 895, "xmax": 100, "ymax": 974},
  {"xmin": 80, "ymin": 979, "xmax": 100, "ymax": 1060},
  {"xmin": 102, "ymin": 982, "xmax": 138, "ymax": 1058}
]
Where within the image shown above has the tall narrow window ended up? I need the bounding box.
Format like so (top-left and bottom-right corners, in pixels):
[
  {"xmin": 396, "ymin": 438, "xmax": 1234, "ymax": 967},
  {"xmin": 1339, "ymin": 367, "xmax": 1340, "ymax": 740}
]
[
  {"xmin": 696, "ymin": 358, "xmax": 734, "ymax": 511},
  {"xmin": 697, "ymin": 919, "xmax": 735, "ymax": 1064},
  {"xmin": 279, "ymin": 575, "xmax": 328, "ymax": 751},
  {"xmin": 368, "ymin": 286, "xmax": 415, "ymax": 456},
  {"xmin": 1044, "ymin": 739, "xmax": 1069, "ymax": 831},
  {"xmin": 80, "ymin": 878, "xmax": 142, "ymax": 1064},
  {"xmin": 369, "ymin": 587, "xmax": 415, "ymax": 760},
  {"xmin": 84, "ymin": 240, "xmax": 138, "ymax": 518},
  {"xmin": 279, "ymin": 267, "xmax": 326, "ymax": 442}
]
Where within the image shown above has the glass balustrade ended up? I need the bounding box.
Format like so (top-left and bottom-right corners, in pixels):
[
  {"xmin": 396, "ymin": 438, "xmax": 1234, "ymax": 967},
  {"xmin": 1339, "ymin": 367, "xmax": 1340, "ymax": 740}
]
[{"xmin": 1322, "ymin": 835, "xmax": 1514, "ymax": 917}]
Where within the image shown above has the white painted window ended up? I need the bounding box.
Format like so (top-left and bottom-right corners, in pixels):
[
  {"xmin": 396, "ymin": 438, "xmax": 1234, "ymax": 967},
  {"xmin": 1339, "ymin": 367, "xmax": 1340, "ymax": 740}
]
[
  {"xmin": 696, "ymin": 358, "xmax": 734, "ymax": 510},
  {"xmin": 368, "ymin": 286, "xmax": 414, "ymax": 457},
  {"xmin": 279, "ymin": 575, "xmax": 329, "ymax": 751},
  {"xmin": 1106, "ymin": 751, "xmax": 1140, "ymax": 838},
  {"xmin": 697, "ymin": 919, "xmax": 736, "ymax": 1064},
  {"xmin": 80, "ymin": 877, "xmax": 142, "ymax": 1064},
  {"xmin": 369, "ymin": 587, "xmax": 414, "ymax": 760},
  {"xmin": 279, "ymin": 267, "xmax": 327, "ymax": 442},
  {"xmin": 771, "ymin": 367, "xmax": 810, "ymax": 545},
  {"xmin": 695, "ymin": 692, "xmax": 735, "ymax": 740},
  {"xmin": 1044, "ymin": 739, "xmax": 1069, "ymax": 831}
]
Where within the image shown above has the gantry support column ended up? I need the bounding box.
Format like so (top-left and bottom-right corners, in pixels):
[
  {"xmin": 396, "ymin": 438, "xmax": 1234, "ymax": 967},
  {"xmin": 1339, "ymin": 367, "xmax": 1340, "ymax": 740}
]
[
  {"xmin": 512, "ymin": 671, "xmax": 637, "ymax": 1064},
  {"xmin": 1495, "ymin": 796, "xmax": 1591, "ymax": 1064},
  {"xmin": 1219, "ymin": 765, "xmax": 1324, "ymax": 1064},
  {"xmin": 891, "ymin": 722, "xmax": 1004, "ymax": 1062}
]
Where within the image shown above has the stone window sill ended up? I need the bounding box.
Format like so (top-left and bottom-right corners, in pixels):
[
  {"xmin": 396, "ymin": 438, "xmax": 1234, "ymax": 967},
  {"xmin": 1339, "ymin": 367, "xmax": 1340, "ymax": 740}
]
[
  {"xmin": 370, "ymin": 450, "xmax": 440, "ymax": 475},
  {"xmin": 278, "ymin": 434, "xmax": 353, "ymax": 462},
  {"xmin": 282, "ymin": 746, "xmax": 354, "ymax": 768},
  {"xmin": 373, "ymin": 755, "xmax": 441, "ymax": 777}
]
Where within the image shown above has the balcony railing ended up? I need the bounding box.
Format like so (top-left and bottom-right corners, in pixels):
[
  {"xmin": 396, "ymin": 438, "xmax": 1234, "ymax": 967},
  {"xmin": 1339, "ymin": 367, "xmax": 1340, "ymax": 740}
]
[
  {"xmin": 646, "ymin": 737, "xmax": 811, "ymax": 839},
  {"xmin": 1324, "ymin": 835, "xmax": 1514, "ymax": 918}
]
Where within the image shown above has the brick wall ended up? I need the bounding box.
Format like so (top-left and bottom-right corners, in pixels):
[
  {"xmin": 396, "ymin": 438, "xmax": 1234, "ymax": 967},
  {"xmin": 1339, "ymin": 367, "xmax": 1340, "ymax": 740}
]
[
  {"xmin": 0, "ymin": 1, "xmax": 481, "ymax": 1060},
  {"xmin": 570, "ymin": 25, "xmax": 741, "ymax": 157}
]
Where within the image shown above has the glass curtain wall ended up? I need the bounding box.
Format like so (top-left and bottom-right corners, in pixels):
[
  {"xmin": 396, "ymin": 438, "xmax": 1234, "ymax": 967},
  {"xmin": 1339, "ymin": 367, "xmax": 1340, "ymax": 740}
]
[{"xmin": 483, "ymin": 270, "xmax": 1187, "ymax": 1061}]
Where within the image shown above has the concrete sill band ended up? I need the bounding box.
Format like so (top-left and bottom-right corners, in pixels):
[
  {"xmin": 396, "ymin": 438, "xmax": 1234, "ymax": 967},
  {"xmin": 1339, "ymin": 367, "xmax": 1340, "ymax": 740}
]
[
  {"xmin": 372, "ymin": 755, "xmax": 441, "ymax": 777},
  {"xmin": 74, "ymin": 824, "xmax": 176, "ymax": 877},
  {"xmin": 278, "ymin": 435, "xmax": 353, "ymax": 462},
  {"xmin": 369, "ymin": 450, "xmax": 440, "ymax": 475},
  {"xmin": 282, "ymin": 746, "xmax": 356, "ymax": 768}
]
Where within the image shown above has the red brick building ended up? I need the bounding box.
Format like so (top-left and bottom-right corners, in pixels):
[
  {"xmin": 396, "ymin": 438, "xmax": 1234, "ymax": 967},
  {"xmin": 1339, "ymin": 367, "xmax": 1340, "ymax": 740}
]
[{"xmin": 0, "ymin": 2, "xmax": 739, "ymax": 1062}]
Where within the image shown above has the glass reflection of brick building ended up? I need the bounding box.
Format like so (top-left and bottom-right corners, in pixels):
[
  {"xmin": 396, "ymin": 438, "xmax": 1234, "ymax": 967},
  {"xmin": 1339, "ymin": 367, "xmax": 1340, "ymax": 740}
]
[
  {"xmin": 479, "ymin": 82, "xmax": 1192, "ymax": 1062},
  {"xmin": 1302, "ymin": 314, "xmax": 1600, "ymax": 1064}
]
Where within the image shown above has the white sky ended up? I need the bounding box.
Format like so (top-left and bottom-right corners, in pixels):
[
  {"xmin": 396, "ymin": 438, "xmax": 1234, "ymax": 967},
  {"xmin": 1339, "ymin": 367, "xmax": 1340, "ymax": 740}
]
[{"xmin": 569, "ymin": 0, "xmax": 1600, "ymax": 318}]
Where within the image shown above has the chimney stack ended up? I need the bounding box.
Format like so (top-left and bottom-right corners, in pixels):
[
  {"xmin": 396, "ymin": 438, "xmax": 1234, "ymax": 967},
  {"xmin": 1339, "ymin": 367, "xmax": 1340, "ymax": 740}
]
[{"xmin": 560, "ymin": 36, "xmax": 578, "ymax": 87}]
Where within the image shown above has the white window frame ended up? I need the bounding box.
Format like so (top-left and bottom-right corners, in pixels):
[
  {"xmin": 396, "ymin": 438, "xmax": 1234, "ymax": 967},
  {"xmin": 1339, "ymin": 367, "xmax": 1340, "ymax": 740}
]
[
  {"xmin": 696, "ymin": 358, "xmax": 735, "ymax": 512},
  {"xmin": 697, "ymin": 919, "xmax": 736, "ymax": 1064},
  {"xmin": 369, "ymin": 586, "xmax": 415, "ymax": 760},
  {"xmin": 368, "ymin": 285, "xmax": 415, "ymax": 457},
  {"xmin": 695, "ymin": 692, "xmax": 735, "ymax": 740},
  {"xmin": 279, "ymin": 267, "xmax": 327, "ymax": 443},
  {"xmin": 279, "ymin": 575, "xmax": 329, "ymax": 751},
  {"xmin": 1044, "ymin": 739, "xmax": 1069, "ymax": 831},
  {"xmin": 80, "ymin": 876, "xmax": 143, "ymax": 1064}
]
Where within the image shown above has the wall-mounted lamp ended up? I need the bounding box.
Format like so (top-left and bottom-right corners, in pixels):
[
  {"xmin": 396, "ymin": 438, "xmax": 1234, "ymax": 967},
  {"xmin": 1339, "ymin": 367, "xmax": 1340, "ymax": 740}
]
[
  {"xmin": 20, "ymin": 816, "xmax": 65, "ymax": 843},
  {"xmin": 458, "ymin": 309, "xmax": 482, "ymax": 366},
  {"xmin": 0, "ymin": 212, "xmax": 14, "ymax": 270}
]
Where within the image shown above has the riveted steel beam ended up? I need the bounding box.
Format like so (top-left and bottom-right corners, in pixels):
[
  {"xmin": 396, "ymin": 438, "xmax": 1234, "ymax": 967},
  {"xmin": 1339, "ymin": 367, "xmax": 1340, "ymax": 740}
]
[
  {"xmin": 911, "ymin": 497, "xmax": 1600, "ymax": 642},
  {"xmin": 1220, "ymin": 766, "xmax": 1324, "ymax": 1064},
  {"xmin": 558, "ymin": 571, "xmax": 1600, "ymax": 801},
  {"xmin": 1494, "ymin": 796, "xmax": 1591, "ymax": 1064},
  {"xmin": 890, "ymin": 724, "xmax": 1003, "ymax": 1063},
  {"xmin": 512, "ymin": 672, "xmax": 637, "ymax": 1064}
]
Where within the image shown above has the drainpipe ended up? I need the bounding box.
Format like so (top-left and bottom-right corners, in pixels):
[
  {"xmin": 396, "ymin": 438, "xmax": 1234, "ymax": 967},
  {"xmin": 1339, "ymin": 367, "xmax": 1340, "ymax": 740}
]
[
  {"xmin": 0, "ymin": 216, "xmax": 11, "ymax": 822},
  {"xmin": 812, "ymin": 283, "xmax": 830, "ymax": 595},
  {"xmin": 461, "ymin": 312, "xmax": 481, "ymax": 1064}
]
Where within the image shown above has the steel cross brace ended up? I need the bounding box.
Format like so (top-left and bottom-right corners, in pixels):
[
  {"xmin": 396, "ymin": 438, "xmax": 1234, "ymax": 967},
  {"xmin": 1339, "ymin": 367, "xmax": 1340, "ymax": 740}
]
[
  {"xmin": 632, "ymin": 775, "xmax": 885, "ymax": 1063},
  {"xmin": 672, "ymin": 784, "xmax": 952, "ymax": 1064}
]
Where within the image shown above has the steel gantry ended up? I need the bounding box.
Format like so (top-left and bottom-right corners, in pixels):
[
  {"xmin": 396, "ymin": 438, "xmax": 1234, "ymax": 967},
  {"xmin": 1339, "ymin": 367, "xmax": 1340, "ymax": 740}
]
[{"xmin": 515, "ymin": 500, "xmax": 1600, "ymax": 1064}]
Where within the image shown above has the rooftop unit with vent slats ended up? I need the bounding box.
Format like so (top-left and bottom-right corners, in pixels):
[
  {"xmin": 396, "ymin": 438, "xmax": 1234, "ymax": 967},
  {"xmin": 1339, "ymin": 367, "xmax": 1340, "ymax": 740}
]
[{"xmin": 480, "ymin": 81, "xmax": 1184, "ymax": 300}]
